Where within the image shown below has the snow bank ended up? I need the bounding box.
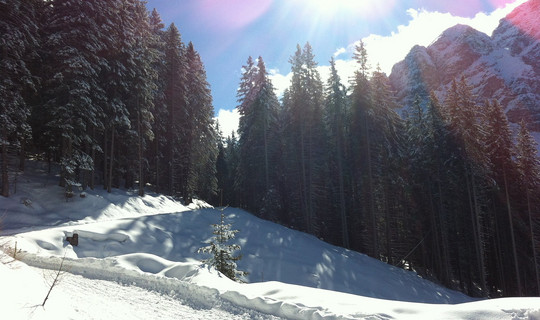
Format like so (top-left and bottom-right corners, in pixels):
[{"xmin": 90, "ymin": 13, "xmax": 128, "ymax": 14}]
[{"xmin": 11, "ymin": 250, "xmax": 540, "ymax": 320}]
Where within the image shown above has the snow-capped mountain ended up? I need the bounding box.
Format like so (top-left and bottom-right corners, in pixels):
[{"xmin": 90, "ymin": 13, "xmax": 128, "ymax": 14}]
[{"xmin": 389, "ymin": 0, "xmax": 540, "ymax": 130}]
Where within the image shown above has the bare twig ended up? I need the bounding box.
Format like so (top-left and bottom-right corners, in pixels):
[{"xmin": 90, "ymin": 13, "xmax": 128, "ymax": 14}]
[{"xmin": 42, "ymin": 251, "xmax": 67, "ymax": 307}]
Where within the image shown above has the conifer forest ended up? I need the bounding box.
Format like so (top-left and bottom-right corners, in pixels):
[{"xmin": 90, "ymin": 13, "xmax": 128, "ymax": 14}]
[{"xmin": 2, "ymin": 0, "xmax": 540, "ymax": 298}]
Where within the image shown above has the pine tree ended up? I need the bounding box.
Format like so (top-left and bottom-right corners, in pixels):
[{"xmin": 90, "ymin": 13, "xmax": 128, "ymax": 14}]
[
  {"xmin": 146, "ymin": 7, "xmax": 168, "ymax": 193},
  {"xmin": 324, "ymin": 57, "xmax": 350, "ymax": 247},
  {"xmin": 198, "ymin": 209, "xmax": 247, "ymax": 281},
  {"xmin": 369, "ymin": 65, "xmax": 405, "ymax": 264},
  {"xmin": 482, "ymin": 99, "xmax": 521, "ymax": 295},
  {"xmin": 0, "ymin": 0, "xmax": 40, "ymax": 197},
  {"xmin": 184, "ymin": 42, "xmax": 217, "ymax": 202},
  {"xmin": 444, "ymin": 77, "xmax": 489, "ymax": 296},
  {"xmin": 225, "ymin": 132, "xmax": 241, "ymax": 207},
  {"xmin": 42, "ymin": 0, "xmax": 110, "ymax": 194},
  {"xmin": 281, "ymin": 43, "xmax": 327, "ymax": 234},
  {"xmin": 349, "ymin": 41, "xmax": 377, "ymax": 255},
  {"xmin": 236, "ymin": 56, "xmax": 279, "ymax": 216},
  {"xmin": 126, "ymin": 0, "xmax": 157, "ymax": 196},
  {"xmin": 515, "ymin": 120, "xmax": 540, "ymax": 295},
  {"xmin": 215, "ymin": 124, "xmax": 228, "ymax": 206},
  {"xmin": 162, "ymin": 23, "xmax": 187, "ymax": 196}
]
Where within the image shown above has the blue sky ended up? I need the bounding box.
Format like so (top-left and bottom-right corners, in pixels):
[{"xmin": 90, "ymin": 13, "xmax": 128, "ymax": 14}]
[{"xmin": 145, "ymin": 0, "xmax": 526, "ymax": 135}]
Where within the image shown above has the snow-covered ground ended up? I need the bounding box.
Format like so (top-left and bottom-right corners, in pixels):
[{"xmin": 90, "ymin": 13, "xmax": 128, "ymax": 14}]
[{"xmin": 1, "ymin": 161, "xmax": 540, "ymax": 319}]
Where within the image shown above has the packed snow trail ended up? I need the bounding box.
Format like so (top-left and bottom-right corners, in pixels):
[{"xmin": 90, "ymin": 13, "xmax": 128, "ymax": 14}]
[
  {"xmin": 1, "ymin": 255, "xmax": 281, "ymax": 320},
  {"xmin": 9, "ymin": 250, "xmax": 540, "ymax": 320}
]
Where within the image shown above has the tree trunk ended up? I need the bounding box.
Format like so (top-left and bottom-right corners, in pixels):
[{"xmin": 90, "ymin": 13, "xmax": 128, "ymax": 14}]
[
  {"xmin": 18, "ymin": 138, "xmax": 25, "ymax": 172},
  {"xmin": 300, "ymin": 122, "xmax": 309, "ymax": 232},
  {"xmin": 526, "ymin": 188, "xmax": 540, "ymax": 295},
  {"xmin": 108, "ymin": 126, "xmax": 115, "ymax": 193},
  {"xmin": 1, "ymin": 130, "xmax": 9, "ymax": 197},
  {"xmin": 90, "ymin": 127, "xmax": 96, "ymax": 190},
  {"xmin": 103, "ymin": 127, "xmax": 108, "ymax": 190},
  {"xmin": 428, "ymin": 179, "xmax": 443, "ymax": 280},
  {"xmin": 465, "ymin": 166, "xmax": 487, "ymax": 294},
  {"xmin": 155, "ymin": 134, "xmax": 159, "ymax": 192},
  {"xmin": 365, "ymin": 117, "xmax": 377, "ymax": 258},
  {"xmin": 503, "ymin": 168, "xmax": 521, "ymax": 296},
  {"xmin": 137, "ymin": 98, "xmax": 144, "ymax": 197},
  {"xmin": 337, "ymin": 133, "xmax": 349, "ymax": 249},
  {"xmin": 263, "ymin": 109, "xmax": 269, "ymax": 193}
]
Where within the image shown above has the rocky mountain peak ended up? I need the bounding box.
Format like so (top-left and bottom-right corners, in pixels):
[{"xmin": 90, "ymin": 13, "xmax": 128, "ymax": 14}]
[{"xmin": 389, "ymin": 0, "xmax": 540, "ymax": 130}]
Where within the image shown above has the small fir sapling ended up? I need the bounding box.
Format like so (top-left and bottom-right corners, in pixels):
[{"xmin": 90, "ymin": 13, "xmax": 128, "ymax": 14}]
[{"xmin": 198, "ymin": 208, "xmax": 247, "ymax": 282}]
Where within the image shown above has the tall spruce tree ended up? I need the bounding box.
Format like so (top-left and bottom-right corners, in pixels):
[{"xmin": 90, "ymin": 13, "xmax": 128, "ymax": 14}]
[
  {"xmin": 42, "ymin": 0, "xmax": 109, "ymax": 194},
  {"xmin": 0, "ymin": 0, "xmax": 40, "ymax": 197},
  {"xmin": 236, "ymin": 56, "xmax": 279, "ymax": 216},
  {"xmin": 146, "ymin": 8, "xmax": 168, "ymax": 193},
  {"xmin": 349, "ymin": 41, "xmax": 377, "ymax": 255},
  {"xmin": 282, "ymin": 43, "xmax": 326, "ymax": 234},
  {"xmin": 162, "ymin": 23, "xmax": 187, "ymax": 196},
  {"xmin": 324, "ymin": 57, "xmax": 350, "ymax": 247},
  {"xmin": 515, "ymin": 120, "xmax": 540, "ymax": 295},
  {"xmin": 184, "ymin": 42, "xmax": 217, "ymax": 202},
  {"xmin": 482, "ymin": 99, "xmax": 521, "ymax": 295},
  {"xmin": 369, "ymin": 65, "xmax": 405, "ymax": 264},
  {"xmin": 125, "ymin": 0, "xmax": 157, "ymax": 196},
  {"xmin": 444, "ymin": 77, "xmax": 489, "ymax": 296}
]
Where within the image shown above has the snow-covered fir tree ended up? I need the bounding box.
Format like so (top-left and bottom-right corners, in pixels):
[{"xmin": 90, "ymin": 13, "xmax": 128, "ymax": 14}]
[
  {"xmin": 198, "ymin": 209, "xmax": 247, "ymax": 282},
  {"xmin": 0, "ymin": 0, "xmax": 40, "ymax": 197}
]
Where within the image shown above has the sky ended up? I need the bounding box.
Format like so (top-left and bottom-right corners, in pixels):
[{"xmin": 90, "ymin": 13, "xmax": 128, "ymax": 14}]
[{"xmin": 144, "ymin": 0, "xmax": 528, "ymax": 136}]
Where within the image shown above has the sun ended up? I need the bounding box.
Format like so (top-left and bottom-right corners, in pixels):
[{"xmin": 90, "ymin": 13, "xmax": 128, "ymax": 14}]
[{"xmin": 305, "ymin": 0, "xmax": 396, "ymax": 20}]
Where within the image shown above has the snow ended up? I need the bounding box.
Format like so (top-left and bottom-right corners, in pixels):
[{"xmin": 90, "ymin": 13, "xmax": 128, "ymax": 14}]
[{"xmin": 1, "ymin": 161, "xmax": 540, "ymax": 319}]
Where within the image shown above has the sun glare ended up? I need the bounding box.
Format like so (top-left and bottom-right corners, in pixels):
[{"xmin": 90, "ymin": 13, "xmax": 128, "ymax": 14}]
[{"xmin": 306, "ymin": 0, "xmax": 396, "ymax": 19}]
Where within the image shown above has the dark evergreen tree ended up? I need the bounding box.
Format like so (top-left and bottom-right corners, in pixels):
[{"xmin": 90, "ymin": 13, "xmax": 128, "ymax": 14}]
[
  {"xmin": 324, "ymin": 57, "xmax": 350, "ymax": 247},
  {"xmin": 515, "ymin": 120, "xmax": 540, "ymax": 295},
  {"xmin": 224, "ymin": 132, "xmax": 241, "ymax": 207},
  {"xmin": 404, "ymin": 92, "xmax": 458, "ymax": 287},
  {"xmin": 349, "ymin": 41, "xmax": 376, "ymax": 255},
  {"xmin": 162, "ymin": 23, "xmax": 187, "ymax": 196},
  {"xmin": 215, "ymin": 124, "xmax": 228, "ymax": 206},
  {"xmin": 369, "ymin": 66, "xmax": 406, "ymax": 265},
  {"xmin": 0, "ymin": 0, "xmax": 40, "ymax": 197},
  {"xmin": 184, "ymin": 42, "xmax": 217, "ymax": 202},
  {"xmin": 124, "ymin": 0, "xmax": 158, "ymax": 196},
  {"xmin": 236, "ymin": 56, "xmax": 280, "ymax": 217},
  {"xmin": 42, "ymin": 0, "xmax": 109, "ymax": 195},
  {"xmin": 444, "ymin": 77, "xmax": 489, "ymax": 296},
  {"xmin": 281, "ymin": 43, "xmax": 327, "ymax": 234},
  {"xmin": 146, "ymin": 8, "xmax": 168, "ymax": 193},
  {"xmin": 482, "ymin": 99, "xmax": 521, "ymax": 295}
]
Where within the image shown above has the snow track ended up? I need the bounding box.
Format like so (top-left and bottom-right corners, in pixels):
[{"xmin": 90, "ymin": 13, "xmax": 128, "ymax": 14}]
[
  {"xmin": 13, "ymin": 253, "xmax": 282, "ymax": 320},
  {"xmin": 19, "ymin": 251, "xmax": 386, "ymax": 320},
  {"xmin": 18, "ymin": 253, "xmax": 281, "ymax": 319}
]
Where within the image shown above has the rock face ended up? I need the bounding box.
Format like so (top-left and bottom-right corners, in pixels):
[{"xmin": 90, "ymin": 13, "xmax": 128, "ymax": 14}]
[{"xmin": 389, "ymin": 0, "xmax": 540, "ymax": 130}]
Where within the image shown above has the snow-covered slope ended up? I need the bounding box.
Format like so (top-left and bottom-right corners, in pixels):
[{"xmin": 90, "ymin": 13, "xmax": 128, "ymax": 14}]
[
  {"xmin": 1, "ymin": 161, "xmax": 540, "ymax": 319},
  {"xmin": 389, "ymin": 0, "xmax": 540, "ymax": 130}
]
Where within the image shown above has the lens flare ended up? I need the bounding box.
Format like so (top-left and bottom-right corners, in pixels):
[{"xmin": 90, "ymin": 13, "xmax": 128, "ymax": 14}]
[
  {"xmin": 305, "ymin": 0, "xmax": 397, "ymax": 20},
  {"xmin": 194, "ymin": 0, "xmax": 273, "ymax": 31}
]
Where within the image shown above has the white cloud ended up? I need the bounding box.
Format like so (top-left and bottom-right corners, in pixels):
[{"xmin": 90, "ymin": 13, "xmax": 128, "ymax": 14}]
[
  {"xmin": 360, "ymin": 0, "xmax": 527, "ymax": 75},
  {"xmin": 268, "ymin": 0, "xmax": 527, "ymax": 91},
  {"xmin": 269, "ymin": 68, "xmax": 293, "ymax": 98},
  {"xmin": 215, "ymin": 108, "xmax": 240, "ymax": 138},
  {"xmin": 333, "ymin": 47, "xmax": 347, "ymax": 58}
]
